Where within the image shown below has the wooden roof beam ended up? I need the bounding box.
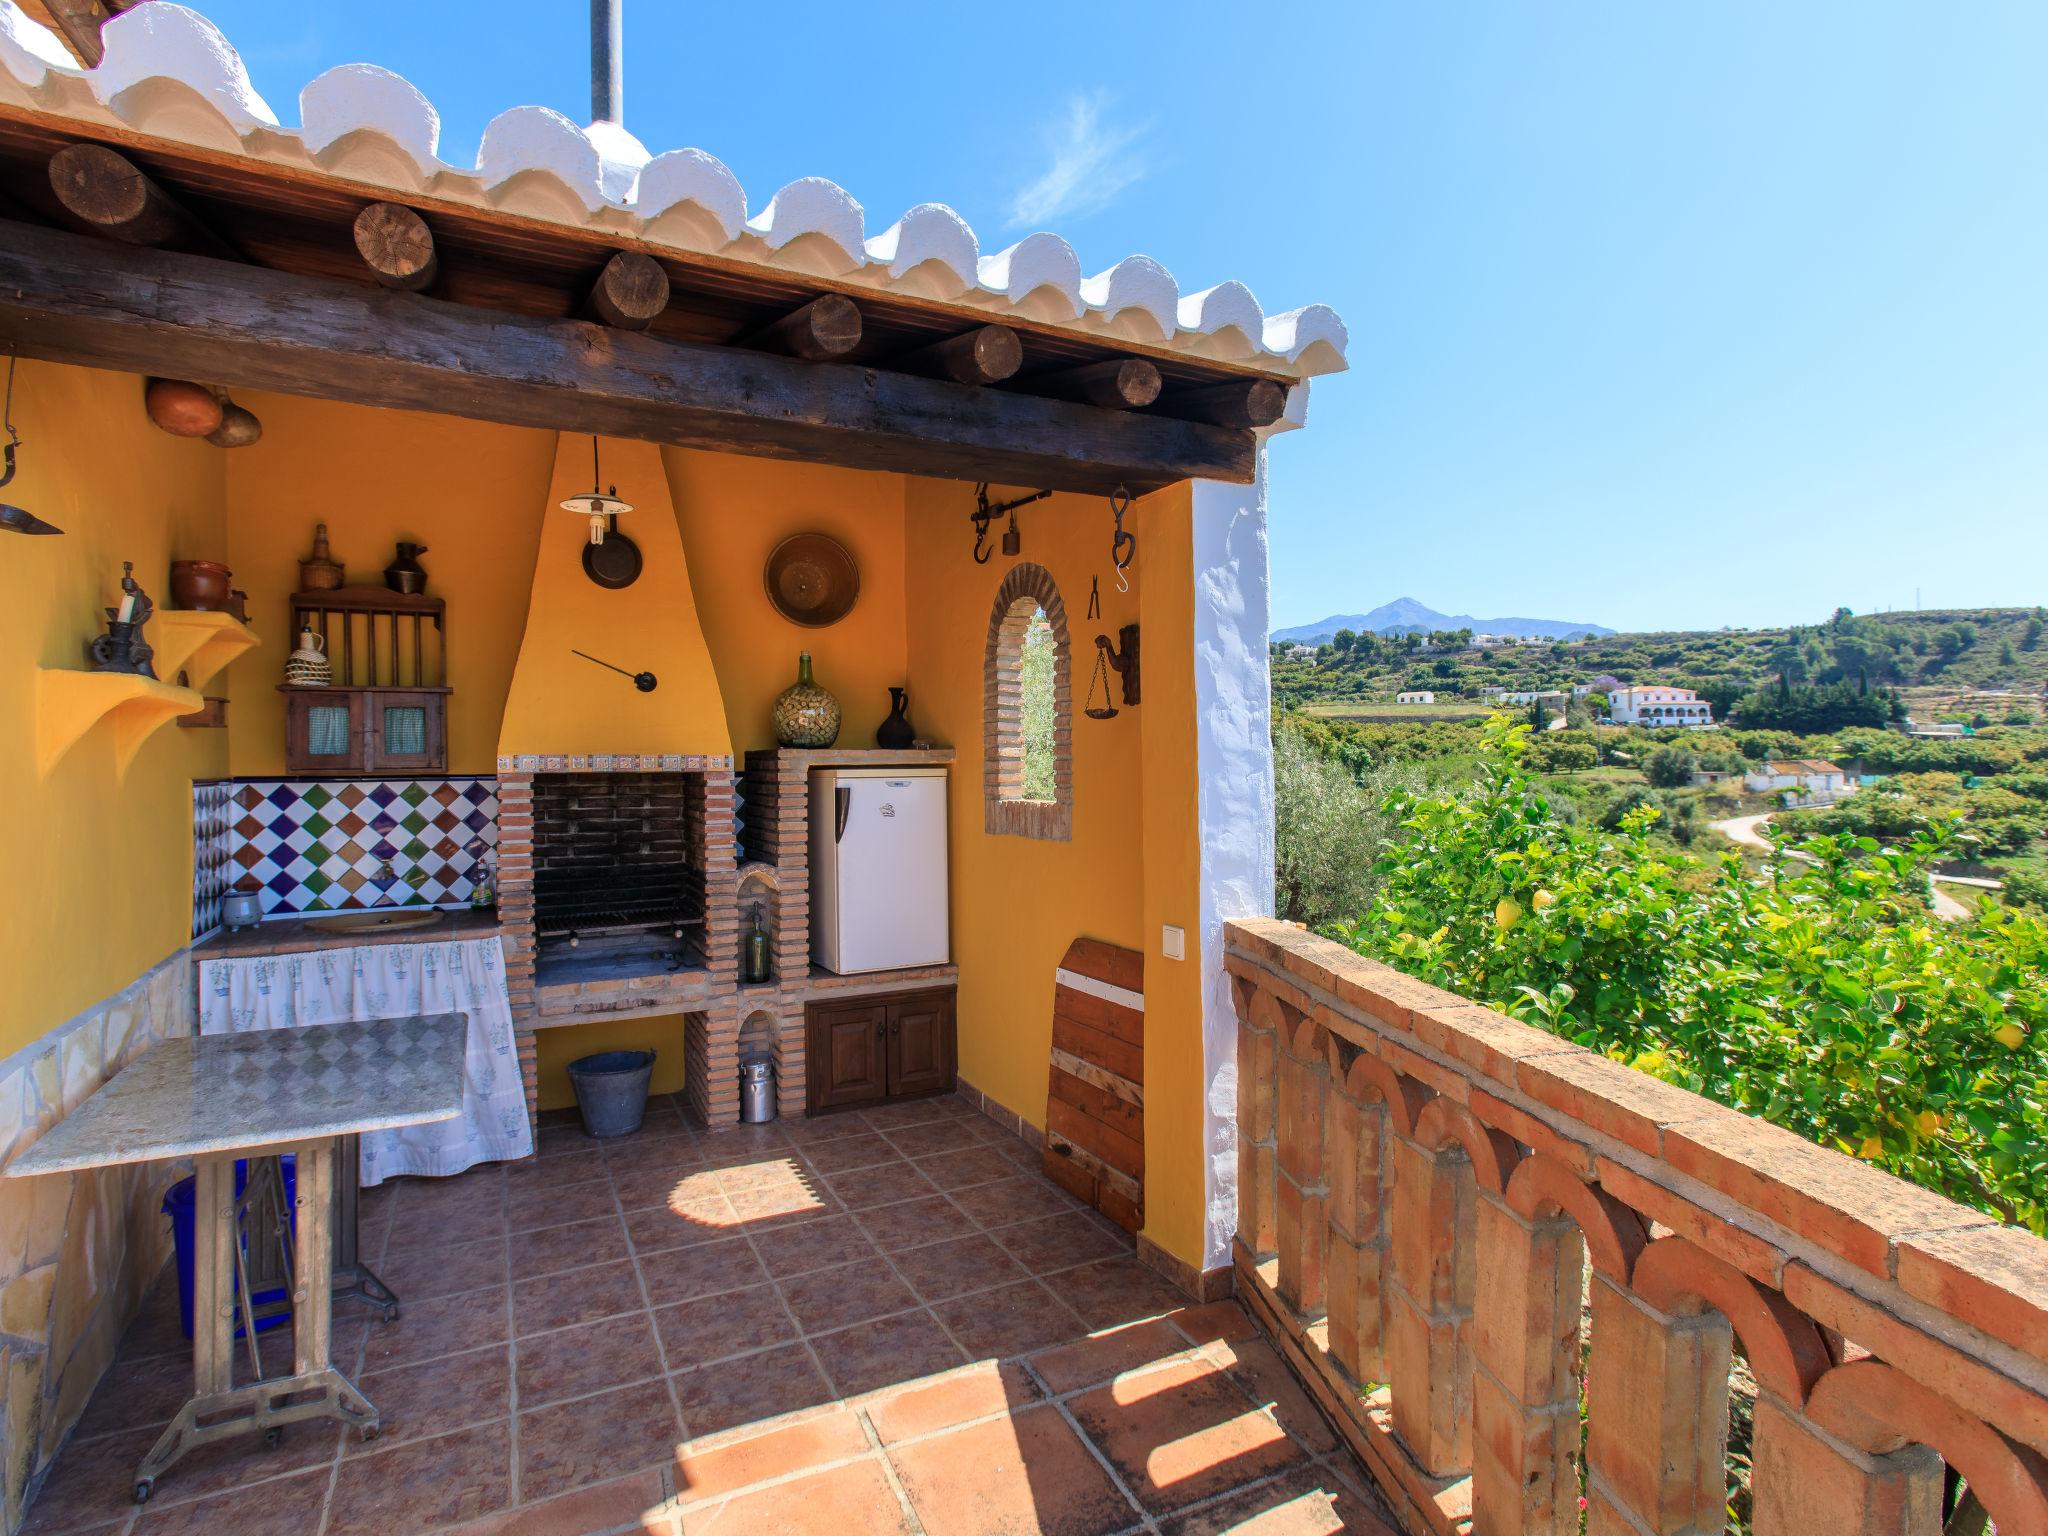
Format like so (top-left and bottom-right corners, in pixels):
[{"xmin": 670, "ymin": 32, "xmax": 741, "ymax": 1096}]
[
  {"xmin": 892, "ymin": 324, "xmax": 1023, "ymax": 386},
  {"xmin": 584, "ymin": 251, "xmax": 669, "ymax": 330},
  {"xmin": 47, "ymin": 142, "xmax": 239, "ymax": 260},
  {"xmin": 351, "ymin": 203, "xmax": 438, "ymax": 292},
  {"xmin": 1029, "ymin": 358, "xmax": 1162, "ymax": 411},
  {"xmin": 738, "ymin": 294, "xmax": 862, "ymax": 361},
  {"xmin": 1164, "ymin": 378, "xmax": 1289, "ymax": 430},
  {"xmin": 0, "ymin": 219, "xmax": 1253, "ymax": 494}
]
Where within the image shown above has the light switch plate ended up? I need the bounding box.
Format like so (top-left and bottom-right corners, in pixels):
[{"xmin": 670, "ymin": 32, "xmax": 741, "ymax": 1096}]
[{"xmin": 1161, "ymin": 924, "xmax": 1185, "ymax": 961}]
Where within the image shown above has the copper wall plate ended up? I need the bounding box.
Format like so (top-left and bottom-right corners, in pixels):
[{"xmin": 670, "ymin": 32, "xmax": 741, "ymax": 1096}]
[{"xmin": 764, "ymin": 533, "xmax": 859, "ymax": 627}]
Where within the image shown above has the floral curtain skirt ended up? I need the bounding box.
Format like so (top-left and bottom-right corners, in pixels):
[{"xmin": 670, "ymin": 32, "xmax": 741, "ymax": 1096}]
[{"xmin": 199, "ymin": 937, "xmax": 534, "ymax": 1184}]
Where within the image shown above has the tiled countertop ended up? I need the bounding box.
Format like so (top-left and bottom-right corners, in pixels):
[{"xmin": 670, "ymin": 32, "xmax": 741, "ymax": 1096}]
[
  {"xmin": 195, "ymin": 907, "xmax": 502, "ymax": 959},
  {"xmin": 5, "ymin": 1016, "xmax": 466, "ymax": 1174}
]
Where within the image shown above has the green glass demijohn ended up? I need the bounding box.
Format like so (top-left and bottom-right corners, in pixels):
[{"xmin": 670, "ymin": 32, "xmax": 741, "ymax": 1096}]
[{"xmin": 772, "ymin": 651, "xmax": 841, "ymax": 748}]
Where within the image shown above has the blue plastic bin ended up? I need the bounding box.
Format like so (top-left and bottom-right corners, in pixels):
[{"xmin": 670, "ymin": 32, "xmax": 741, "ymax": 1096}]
[{"xmin": 162, "ymin": 1156, "xmax": 296, "ymax": 1340}]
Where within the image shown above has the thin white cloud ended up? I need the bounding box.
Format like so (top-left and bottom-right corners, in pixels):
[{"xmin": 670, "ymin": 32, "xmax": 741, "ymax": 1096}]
[{"xmin": 1006, "ymin": 91, "xmax": 1150, "ymax": 230}]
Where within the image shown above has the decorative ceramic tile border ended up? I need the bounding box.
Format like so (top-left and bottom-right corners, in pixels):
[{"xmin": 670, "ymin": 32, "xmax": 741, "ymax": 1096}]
[
  {"xmin": 191, "ymin": 780, "xmax": 234, "ymax": 940},
  {"xmin": 494, "ymin": 753, "xmax": 734, "ymax": 773},
  {"xmin": 202, "ymin": 777, "xmax": 499, "ymax": 920}
]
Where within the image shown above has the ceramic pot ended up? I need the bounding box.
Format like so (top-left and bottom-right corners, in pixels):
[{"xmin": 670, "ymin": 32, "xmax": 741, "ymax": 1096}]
[
  {"xmin": 206, "ymin": 403, "xmax": 263, "ymax": 449},
  {"xmin": 169, "ymin": 559, "xmax": 232, "ymax": 611},
  {"xmin": 144, "ymin": 378, "xmax": 223, "ymax": 438},
  {"xmin": 772, "ymin": 652, "xmax": 840, "ymax": 747},
  {"xmin": 283, "ymin": 627, "xmax": 331, "ymax": 686},
  {"xmin": 384, "ymin": 542, "xmax": 430, "ymax": 595},
  {"xmin": 876, "ymin": 686, "xmax": 915, "ymax": 749},
  {"xmin": 299, "ymin": 523, "xmax": 344, "ymax": 591},
  {"xmin": 221, "ymin": 888, "xmax": 263, "ymax": 932}
]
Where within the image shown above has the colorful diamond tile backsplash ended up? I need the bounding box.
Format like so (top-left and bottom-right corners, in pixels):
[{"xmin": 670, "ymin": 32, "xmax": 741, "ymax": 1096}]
[{"xmin": 198, "ymin": 777, "xmax": 498, "ymax": 927}]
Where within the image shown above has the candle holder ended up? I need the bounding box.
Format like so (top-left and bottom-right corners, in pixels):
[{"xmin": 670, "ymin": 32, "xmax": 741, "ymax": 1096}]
[{"xmin": 89, "ymin": 561, "xmax": 158, "ymax": 679}]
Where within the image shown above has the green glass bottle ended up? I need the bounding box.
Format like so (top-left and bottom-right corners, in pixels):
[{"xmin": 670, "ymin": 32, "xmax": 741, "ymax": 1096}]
[{"xmin": 744, "ymin": 906, "xmax": 771, "ymax": 984}]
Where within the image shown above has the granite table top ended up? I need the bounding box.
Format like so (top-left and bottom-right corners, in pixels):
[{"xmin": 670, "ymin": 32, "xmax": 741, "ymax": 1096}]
[{"xmin": 5, "ymin": 1015, "xmax": 468, "ymax": 1176}]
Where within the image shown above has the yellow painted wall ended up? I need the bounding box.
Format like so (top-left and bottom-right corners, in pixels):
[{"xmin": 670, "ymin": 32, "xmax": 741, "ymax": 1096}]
[
  {"xmin": 533, "ymin": 1015, "xmax": 688, "ymax": 1111},
  {"xmin": 0, "ymin": 360, "xmax": 227, "ymax": 1053},
  {"xmin": 1133, "ymin": 483, "xmax": 1210, "ymax": 1268},
  {"xmin": 499, "ymin": 436, "xmax": 730, "ymax": 758},
  {"xmin": 662, "ymin": 448, "xmax": 908, "ymax": 754},
  {"xmin": 223, "ymin": 394, "xmax": 554, "ymax": 775}
]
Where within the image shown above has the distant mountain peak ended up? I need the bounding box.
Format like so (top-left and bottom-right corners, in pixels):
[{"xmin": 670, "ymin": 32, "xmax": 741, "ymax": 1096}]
[{"xmin": 1271, "ymin": 599, "xmax": 1614, "ymax": 645}]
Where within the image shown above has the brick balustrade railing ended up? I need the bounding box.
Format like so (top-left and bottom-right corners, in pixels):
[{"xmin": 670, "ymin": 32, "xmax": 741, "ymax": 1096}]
[{"xmin": 1224, "ymin": 917, "xmax": 2048, "ymax": 1536}]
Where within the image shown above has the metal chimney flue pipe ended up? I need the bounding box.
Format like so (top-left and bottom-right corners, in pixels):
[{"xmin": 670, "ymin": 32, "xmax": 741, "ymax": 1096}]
[{"xmin": 591, "ymin": 0, "xmax": 623, "ymax": 124}]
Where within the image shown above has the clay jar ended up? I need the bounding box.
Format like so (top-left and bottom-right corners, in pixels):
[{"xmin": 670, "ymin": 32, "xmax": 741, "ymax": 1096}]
[
  {"xmin": 168, "ymin": 560, "xmax": 232, "ymax": 611},
  {"xmin": 144, "ymin": 379, "xmax": 224, "ymax": 438}
]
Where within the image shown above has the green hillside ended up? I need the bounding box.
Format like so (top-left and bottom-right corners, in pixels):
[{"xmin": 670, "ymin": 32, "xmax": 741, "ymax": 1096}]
[{"xmin": 1273, "ymin": 605, "xmax": 2048, "ymax": 723}]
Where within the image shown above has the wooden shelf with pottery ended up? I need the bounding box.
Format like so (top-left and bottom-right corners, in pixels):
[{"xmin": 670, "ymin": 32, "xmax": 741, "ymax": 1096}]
[
  {"xmin": 153, "ymin": 610, "xmax": 260, "ymax": 692},
  {"xmin": 35, "ymin": 669, "xmax": 204, "ymax": 775}
]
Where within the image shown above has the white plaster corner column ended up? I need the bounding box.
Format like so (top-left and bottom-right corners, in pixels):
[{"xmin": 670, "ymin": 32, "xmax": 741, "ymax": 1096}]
[{"xmin": 1190, "ymin": 449, "xmax": 1275, "ymax": 1271}]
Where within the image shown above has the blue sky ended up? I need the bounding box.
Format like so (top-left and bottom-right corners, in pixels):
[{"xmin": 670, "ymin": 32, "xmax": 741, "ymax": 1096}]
[{"xmin": 193, "ymin": 1, "xmax": 2047, "ymax": 634}]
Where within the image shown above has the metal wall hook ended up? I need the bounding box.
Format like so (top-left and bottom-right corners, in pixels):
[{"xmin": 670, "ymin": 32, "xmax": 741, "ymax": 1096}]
[{"xmin": 1108, "ymin": 485, "xmax": 1135, "ymax": 593}]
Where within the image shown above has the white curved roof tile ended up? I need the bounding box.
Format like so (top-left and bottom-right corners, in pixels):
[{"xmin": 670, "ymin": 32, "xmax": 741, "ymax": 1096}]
[
  {"xmin": 299, "ymin": 64, "xmax": 440, "ymax": 182},
  {"xmin": 636, "ymin": 148, "xmax": 746, "ymax": 246},
  {"xmin": 865, "ymin": 203, "xmax": 978, "ymax": 297},
  {"xmin": 0, "ymin": 0, "xmax": 1345, "ymax": 375},
  {"xmin": 1080, "ymin": 255, "xmax": 1179, "ymax": 342},
  {"xmin": 979, "ymin": 234, "xmax": 1083, "ymax": 321},
  {"xmin": 746, "ymin": 177, "xmax": 865, "ymax": 275}
]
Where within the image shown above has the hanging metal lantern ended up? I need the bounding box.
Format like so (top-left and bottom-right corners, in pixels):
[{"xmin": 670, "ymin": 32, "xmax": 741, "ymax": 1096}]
[{"xmin": 559, "ymin": 435, "xmax": 634, "ymax": 545}]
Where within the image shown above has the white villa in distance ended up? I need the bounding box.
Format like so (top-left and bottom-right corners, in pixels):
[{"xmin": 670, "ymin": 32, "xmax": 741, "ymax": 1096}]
[
  {"xmin": 1485, "ymin": 688, "xmax": 1567, "ymax": 707},
  {"xmin": 1396, "ymin": 690, "xmax": 1435, "ymax": 704},
  {"xmin": 1746, "ymin": 758, "xmax": 1856, "ymax": 806},
  {"xmin": 1609, "ymin": 683, "xmax": 1713, "ymax": 727}
]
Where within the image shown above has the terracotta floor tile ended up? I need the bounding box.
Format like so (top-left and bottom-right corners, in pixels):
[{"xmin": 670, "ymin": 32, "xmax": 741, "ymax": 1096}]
[
  {"xmin": 387, "ymin": 1200, "xmax": 508, "ymax": 1252},
  {"xmin": 655, "ymin": 1284, "xmax": 796, "ymax": 1369},
  {"xmin": 393, "ymin": 1166, "xmax": 506, "ymax": 1217},
  {"xmin": 852, "ymin": 1195, "xmax": 980, "ymax": 1253},
  {"xmin": 671, "ymin": 1342, "xmax": 833, "ymax": 1439},
  {"xmin": 949, "ymin": 1176, "xmax": 1083, "ymax": 1231},
  {"xmin": 360, "ymin": 1284, "xmax": 510, "ymax": 1369},
  {"xmin": 859, "ymin": 1100, "xmax": 962, "ymax": 1134},
  {"xmin": 515, "ymin": 1311, "xmax": 663, "ymax": 1408},
  {"xmin": 714, "ymin": 1158, "xmax": 812, "ymax": 1193},
  {"xmin": 888, "ymin": 1233, "xmax": 1028, "ymax": 1303},
  {"xmin": 604, "ymin": 1137, "xmax": 708, "ymax": 1181},
  {"xmin": 1056, "ymin": 1258, "xmax": 1193, "ymax": 1332},
  {"xmin": 1069, "ymin": 1356, "xmax": 1304, "ymax": 1513},
  {"xmin": 437, "ymin": 1468, "xmax": 673, "ymax": 1536},
  {"xmin": 637, "ymin": 1236, "xmax": 767, "ymax": 1306},
  {"xmin": 117, "ymin": 1281, "xmax": 188, "ymax": 1364},
  {"xmin": 685, "ymin": 1458, "xmax": 912, "ymax": 1536},
  {"xmin": 694, "ymin": 1128, "xmax": 795, "ymax": 1171},
  {"xmin": 535, "ymin": 1124, "xmax": 595, "ymax": 1158},
  {"xmin": 351, "ymin": 1341, "xmax": 511, "ymax": 1452},
  {"xmin": 822, "ymin": 1163, "xmax": 938, "ymax": 1211},
  {"xmin": 672, "ymin": 1407, "xmax": 868, "ymax": 1502},
  {"xmin": 506, "ymin": 1176, "xmax": 620, "ymax": 1234},
  {"xmin": 1203, "ymin": 1338, "xmax": 1339, "ymax": 1455},
  {"xmin": 909, "ymin": 1145, "xmax": 1021, "ymax": 1192},
  {"xmin": 726, "ymin": 1180, "xmax": 838, "ymax": 1223},
  {"xmin": 129, "ymin": 1467, "xmax": 333, "ymax": 1536},
  {"xmin": 507, "ymin": 1214, "xmax": 631, "ymax": 1280},
  {"xmin": 932, "ymin": 1280, "xmax": 1087, "ymax": 1362},
  {"xmin": 994, "ymin": 1212, "xmax": 1131, "ymax": 1275},
  {"xmin": 612, "ymin": 1165, "xmax": 728, "ymax": 1215},
  {"xmin": 810, "ymin": 1310, "xmax": 966, "ymax": 1399},
  {"xmin": 888, "ymin": 1402, "xmax": 1136, "ymax": 1536},
  {"xmin": 377, "ymin": 1232, "xmax": 509, "ymax": 1301},
  {"xmin": 1169, "ymin": 1300, "xmax": 1259, "ymax": 1347},
  {"xmin": 866, "ymin": 1360, "xmax": 1042, "ymax": 1446},
  {"xmin": 516, "ymin": 1377, "xmax": 680, "ymax": 1502},
  {"xmin": 1031, "ymin": 1319, "xmax": 1195, "ymax": 1396},
  {"xmin": 776, "ymin": 1259, "xmax": 920, "ymax": 1336},
  {"xmin": 1155, "ymin": 1470, "xmax": 1357, "ymax": 1536},
  {"xmin": 796, "ymin": 1134, "xmax": 903, "ymax": 1176},
  {"xmin": 502, "ymin": 1147, "xmax": 608, "ymax": 1190},
  {"xmin": 72, "ymin": 1347, "xmax": 191, "ymax": 1438},
  {"xmin": 622, "ymin": 1194, "xmax": 739, "ymax": 1253},
  {"xmin": 750, "ymin": 1213, "xmax": 878, "ymax": 1279},
  {"xmin": 20, "ymin": 1425, "xmax": 161, "ymax": 1532},
  {"xmin": 880, "ymin": 1120, "xmax": 985, "ymax": 1159},
  {"xmin": 325, "ymin": 1421, "xmax": 514, "ymax": 1536}
]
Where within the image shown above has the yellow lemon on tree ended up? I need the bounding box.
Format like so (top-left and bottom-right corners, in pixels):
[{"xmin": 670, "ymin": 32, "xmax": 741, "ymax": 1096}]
[
  {"xmin": 1995, "ymin": 1022, "xmax": 2026, "ymax": 1050},
  {"xmin": 1856, "ymin": 1136, "xmax": 1885, "ymax": 1160},
  {"xmin": 1915, "ymin": 1111, "xmax": 1944, "ymax": 1138},
  {"xmin": 1533, "ymin": 889, "xmax": 1557, "ymax": 911},
  {"xmin": 1494, "ymin": 897, "xmax": 1523, "ymax": 930}
]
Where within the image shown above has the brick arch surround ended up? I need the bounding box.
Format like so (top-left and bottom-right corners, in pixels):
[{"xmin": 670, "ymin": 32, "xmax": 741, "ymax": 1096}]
[{"xmin": 983, "ymin": 562, "xmax": 1072, "ymax": 840}]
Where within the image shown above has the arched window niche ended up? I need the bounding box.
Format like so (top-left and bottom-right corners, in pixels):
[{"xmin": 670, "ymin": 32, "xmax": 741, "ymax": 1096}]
[{"xmin": 983, "ymin": 562, "xmax": 1073, "ymax": 841}]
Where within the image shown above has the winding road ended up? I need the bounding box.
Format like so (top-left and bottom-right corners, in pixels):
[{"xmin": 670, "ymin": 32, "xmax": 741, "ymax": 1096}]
[{"xmin": 1707, "ymin": 812, "xmax": 1998, "ymax": 921}]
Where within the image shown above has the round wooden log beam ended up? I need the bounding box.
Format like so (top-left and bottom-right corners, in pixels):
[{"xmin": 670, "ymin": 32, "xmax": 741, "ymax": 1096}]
[
  {"xmin": 585, "ymin": 251, "xmax": 670, "ymax": 330},
  {"xmin": 1169, "ymin": 378, "xmax": 1289, "ymax": 430},
  {"xmin": 48, "ymin": 143, "xmax": 233, "ymax": 258},
  {"xmin": 742, "ymin": 294, "xmax": 862, "ymax": 360},
  {"xmin": 896, "ymin": 324, "xmax": 1023, "ymax": 385},
  {"xmin": 1035, "ymin": 358, "xmax": 1163, "ymax": 411},
  {"xmin": 351, "ymin": 203, "xmax": 438, "ymax": 292}
]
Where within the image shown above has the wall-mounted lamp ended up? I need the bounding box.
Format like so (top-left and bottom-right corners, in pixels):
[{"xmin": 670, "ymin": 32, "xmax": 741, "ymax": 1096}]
[
  {"xmin": 559, "ymin": 434, "xmax": 633, "ymax": 545},
  {"xmin": 0, "ymin": 353, "xmax": 62, "ymax": 537}
]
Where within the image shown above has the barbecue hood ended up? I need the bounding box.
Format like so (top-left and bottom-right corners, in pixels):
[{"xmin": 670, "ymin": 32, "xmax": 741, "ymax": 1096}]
[{"xmin": 498, "ymin": 434, "xmax": 731, "ymax": 761}]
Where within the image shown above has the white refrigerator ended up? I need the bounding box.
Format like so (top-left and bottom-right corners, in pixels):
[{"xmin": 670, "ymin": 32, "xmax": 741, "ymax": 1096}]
[{"xmin": 808, "ymin": 767, "xmax": 951, "ymax": 974}]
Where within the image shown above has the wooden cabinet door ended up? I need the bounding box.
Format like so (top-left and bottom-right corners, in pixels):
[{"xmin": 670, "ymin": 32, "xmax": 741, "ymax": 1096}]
[
  {"xmin": 284, "ymin": 690, "xmax": 364, "ymax": 775},
  {"xmin": 365, "ymin": 691, "xmax": 445, "ymax": 773},
  {"xmin": 887, "ymin": 991, "xmax": 955, "ymax": 1099},
  {"xmin": 807, "ymin": 1001, "xmax": 888, "ymax": 1113}
]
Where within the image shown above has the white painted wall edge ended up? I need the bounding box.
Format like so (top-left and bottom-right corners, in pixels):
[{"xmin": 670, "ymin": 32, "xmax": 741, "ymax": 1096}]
[{"xmin": 1190, "ymin": 453, "xmax": 1274, "ymax": 1270}]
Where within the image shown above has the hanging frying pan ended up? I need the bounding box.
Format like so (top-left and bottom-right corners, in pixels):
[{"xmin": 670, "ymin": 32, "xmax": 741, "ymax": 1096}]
[{"xmin": 582, "ymin": 515, "xmax": 642, "ymax": 588}]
